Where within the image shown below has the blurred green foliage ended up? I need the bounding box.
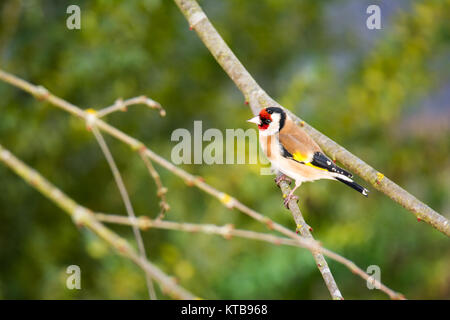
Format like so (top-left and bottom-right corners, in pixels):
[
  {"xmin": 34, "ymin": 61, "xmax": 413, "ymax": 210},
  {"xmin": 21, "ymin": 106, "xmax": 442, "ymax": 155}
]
[{"xmin": 0, "ymin": 0, "xmax": 449, "ymax": 299}]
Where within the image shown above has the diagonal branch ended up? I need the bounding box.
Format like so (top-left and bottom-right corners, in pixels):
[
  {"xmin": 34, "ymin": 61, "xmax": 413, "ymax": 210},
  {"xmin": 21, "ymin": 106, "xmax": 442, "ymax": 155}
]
[
  {"xmin": 0, "ymin": 69, "xmax": 404, "ymax": 299},
  {"xmin": 172, "ymin": 0, "xmax": 449, "ymax": 237},
  {"xmin": 0, "ymin": 143, "xmax": 196, "ymax": 300}
]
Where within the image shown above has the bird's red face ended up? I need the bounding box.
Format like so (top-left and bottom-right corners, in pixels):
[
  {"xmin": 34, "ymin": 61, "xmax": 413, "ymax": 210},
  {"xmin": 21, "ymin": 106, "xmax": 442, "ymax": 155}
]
[
  {"xmin": 257, "ymin": 109, "xmax": 272, "ymax": 130},
  {"xmin": 247, "ymin": 108, "xmax": 273, "ymax": 131}
]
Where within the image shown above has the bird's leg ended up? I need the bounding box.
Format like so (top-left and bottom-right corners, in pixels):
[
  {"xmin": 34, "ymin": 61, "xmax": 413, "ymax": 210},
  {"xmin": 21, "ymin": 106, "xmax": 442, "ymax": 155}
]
[
  {"xmin": 283, "ymin": 182, "xmax": 300, "ymax": 209},
  {"xmin": 275, "ymin": 174, "xmax": 292, "ymax": 187}
]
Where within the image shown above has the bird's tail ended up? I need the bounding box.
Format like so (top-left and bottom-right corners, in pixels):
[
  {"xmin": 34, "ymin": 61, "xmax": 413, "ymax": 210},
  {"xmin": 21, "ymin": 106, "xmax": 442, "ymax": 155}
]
[{"xmin": 335, "ymin": 177, "xmax": 369, "ymax": 197}]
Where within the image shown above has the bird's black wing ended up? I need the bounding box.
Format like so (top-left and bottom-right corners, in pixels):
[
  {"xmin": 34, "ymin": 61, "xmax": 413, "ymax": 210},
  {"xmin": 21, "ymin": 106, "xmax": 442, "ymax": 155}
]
[{"xmin": 310, "ymin": 152, "xmax": 353, "ymax": 178}]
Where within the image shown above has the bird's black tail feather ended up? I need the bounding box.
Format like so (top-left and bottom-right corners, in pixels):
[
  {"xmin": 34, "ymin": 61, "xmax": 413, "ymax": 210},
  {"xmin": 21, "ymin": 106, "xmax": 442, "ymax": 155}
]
[{"xmin": 335, "ymin": 177, "xmax": 369, "ymax": 197}]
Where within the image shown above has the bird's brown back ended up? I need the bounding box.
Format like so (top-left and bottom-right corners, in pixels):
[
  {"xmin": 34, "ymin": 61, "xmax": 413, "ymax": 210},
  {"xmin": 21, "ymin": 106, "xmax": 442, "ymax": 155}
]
[{"xmin": 279, "ymin": 118, "xmax": 321, "ymax": 161}]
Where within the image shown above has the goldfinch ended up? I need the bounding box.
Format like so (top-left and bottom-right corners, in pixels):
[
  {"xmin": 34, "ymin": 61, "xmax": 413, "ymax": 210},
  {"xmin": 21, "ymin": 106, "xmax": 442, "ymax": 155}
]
[{"xmin": 247, "ymin": 107, "xmax": 369, "ymax": 207}]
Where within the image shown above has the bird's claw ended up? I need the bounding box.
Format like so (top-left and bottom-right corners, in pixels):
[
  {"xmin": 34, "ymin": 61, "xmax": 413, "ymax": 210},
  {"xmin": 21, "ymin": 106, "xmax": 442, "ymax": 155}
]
[
  {"xmin": 275, "ymin": 174, "xmax": 292, "ymax": 187},
  {"xmin": 283, "ymin": 194, "xmax": 299, "ymax": 209}
]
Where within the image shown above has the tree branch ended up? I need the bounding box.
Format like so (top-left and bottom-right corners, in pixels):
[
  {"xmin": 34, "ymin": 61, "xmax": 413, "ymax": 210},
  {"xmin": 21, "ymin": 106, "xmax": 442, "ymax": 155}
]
[
  {"xmin": 95, "ymin": 213, "xmax": 307, "ymax": 247},
  {"xmin": 278, "ymin": 178, "xmax": 342, "ymax": 299},
  {"xmin": 0, "ymin": 144, "xmax": 196, "ymax": 300},
  {"xmin": 172, "ymin": 0, "xmax": 449, "ymax": 237}
]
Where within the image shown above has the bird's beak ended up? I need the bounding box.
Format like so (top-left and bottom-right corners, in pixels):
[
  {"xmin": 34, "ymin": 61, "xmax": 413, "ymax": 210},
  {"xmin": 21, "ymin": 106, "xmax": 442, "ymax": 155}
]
[{"xmin": 247, "ymin": 116, "xmax": 260, "ymax": 125}]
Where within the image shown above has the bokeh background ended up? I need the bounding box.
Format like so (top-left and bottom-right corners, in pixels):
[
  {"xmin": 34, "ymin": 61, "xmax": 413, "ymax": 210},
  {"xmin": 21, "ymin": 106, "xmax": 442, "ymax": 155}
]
[{"xmin": 0, "ymin": 0, "xmax": 449, "ymax": 299}]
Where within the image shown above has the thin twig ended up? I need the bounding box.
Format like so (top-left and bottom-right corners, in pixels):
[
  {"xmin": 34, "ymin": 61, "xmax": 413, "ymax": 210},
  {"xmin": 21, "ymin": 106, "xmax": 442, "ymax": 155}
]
[
  {"xmin": 138, "ymin": 149, "xmax": 170, "ymax": 220},
  {"xmin": 90, "ymin": 124, "xmax": 157, "ymax": 300},
  {"xmin": 172, "ymin": 0, "xmax": 449, "ymax": 237},
  {"xmin": 0, "ymin": 144, "xmax": 196, "ymax": 300},
  {"xmin": 95, "ymin": 213, "xmax": 306, "ymax": 247},
  {"xmin": 97, "ymin": 96, "xmax": 166, "ymax": 118},
  {"xmin": 0, "ymin": 69, "xmax": 404, "ymax": 299}
]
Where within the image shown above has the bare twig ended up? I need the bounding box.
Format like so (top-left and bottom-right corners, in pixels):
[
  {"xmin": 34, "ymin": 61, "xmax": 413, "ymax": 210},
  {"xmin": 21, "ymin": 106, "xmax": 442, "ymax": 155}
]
[
  {"xmin": 90, "ymin": 123, "xmax": 157, "ymax": 300},
  {"xmin": 97, "ymin": 96, "xmax": 166, "ymax": 118},
  {"xmin": 138, "ymin": 149, "xmax": 170, "ymax": 220},
  {"xmin": 95, "ymin": 95, "xmax": 170, "ymax": 220},
  {"xmin": 0, "ymin": 69, "xmax": 404, "ymax": 299},
  {"xmin": 172, "ymin": 0, "xmax": 449, "ymax": 237},
  {"xmin": 0, "ymin": 144, "xmax": 196, "ymax": 300},
  {"xmin": 95, "ymin": 213, "xmax": 307, "ymax": 247}
]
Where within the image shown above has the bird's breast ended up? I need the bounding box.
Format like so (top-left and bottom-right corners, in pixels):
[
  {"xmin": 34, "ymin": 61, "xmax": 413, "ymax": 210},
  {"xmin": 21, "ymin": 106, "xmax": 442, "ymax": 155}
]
[{"xmin": 259, "ymin": 133, "xmax": 280, "ymax": 161}]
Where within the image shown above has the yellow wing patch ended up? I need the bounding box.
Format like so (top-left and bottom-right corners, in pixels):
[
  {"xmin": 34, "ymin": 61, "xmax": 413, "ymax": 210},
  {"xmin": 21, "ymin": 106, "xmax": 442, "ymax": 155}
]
[
  {"xmin": 292, "ymin": 152, "xmax": 328, "ymax": 171},
  {"xmin": 292, "ymin": 152, "xmax": 309, "ymax": 162}
]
